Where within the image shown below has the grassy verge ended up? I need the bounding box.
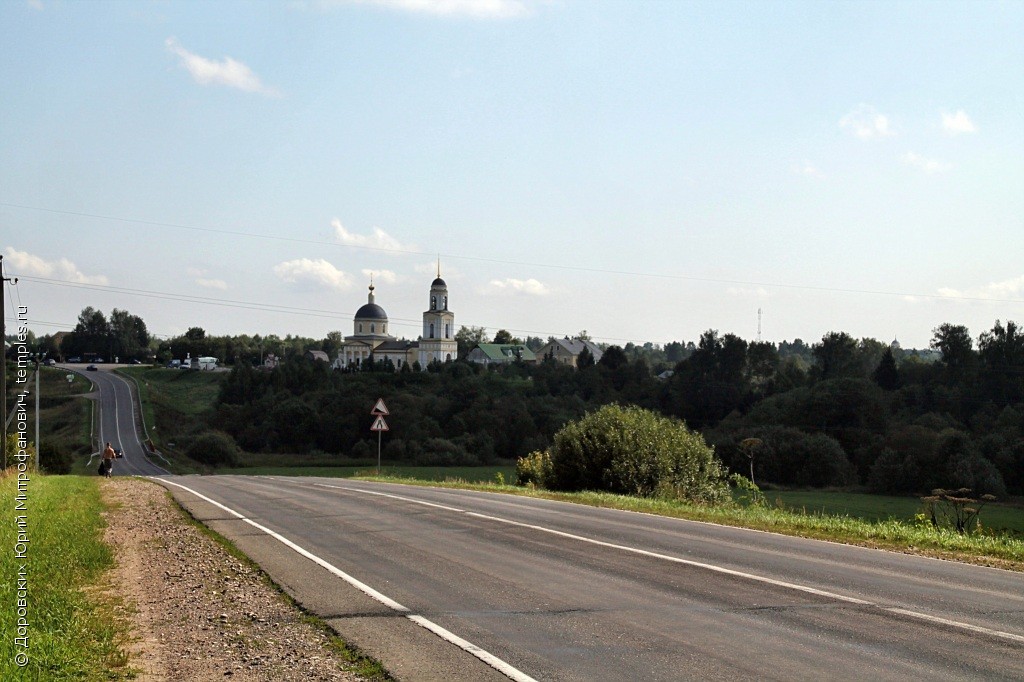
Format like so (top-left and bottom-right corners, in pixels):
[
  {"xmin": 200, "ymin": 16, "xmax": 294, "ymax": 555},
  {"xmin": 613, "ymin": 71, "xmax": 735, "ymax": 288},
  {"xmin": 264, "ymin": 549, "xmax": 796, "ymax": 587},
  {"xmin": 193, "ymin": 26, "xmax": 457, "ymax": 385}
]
[
  {"xmin": 355, "ymin": 475, "xmax": 1024, "ymax": 571},
  {"xmin": 0, "ymin": 473, "xmax": 134, "ymax": 679},
  {"xmin": 16, "ymin": 368, "xmax": 94, "ymax": 475},
  {"xmin": 768, "ymin": 489, "xmax": 1024, "ymax": 536},
  {"xmin": 223, "ymin": 464, "xmax": 515, "ymax": 483},
  {"xmin": 117, "ymin": 367, "xmax": 223, "ymax": 473}
]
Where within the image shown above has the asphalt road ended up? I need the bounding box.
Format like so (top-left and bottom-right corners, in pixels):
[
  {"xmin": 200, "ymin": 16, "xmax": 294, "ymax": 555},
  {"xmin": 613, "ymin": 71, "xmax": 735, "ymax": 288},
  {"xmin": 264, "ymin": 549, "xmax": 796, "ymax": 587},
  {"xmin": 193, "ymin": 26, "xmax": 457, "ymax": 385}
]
[
  {"xmin": 79, "ymin": 369, "xmax": 1024, "ymax": 680},
  {"xmin": 154, "ymin": 475, "xmax": 1024, "ymax": 681},
  {"xmin": 64, "ymin": 364, "xmax": 170, "ymax": 476}
]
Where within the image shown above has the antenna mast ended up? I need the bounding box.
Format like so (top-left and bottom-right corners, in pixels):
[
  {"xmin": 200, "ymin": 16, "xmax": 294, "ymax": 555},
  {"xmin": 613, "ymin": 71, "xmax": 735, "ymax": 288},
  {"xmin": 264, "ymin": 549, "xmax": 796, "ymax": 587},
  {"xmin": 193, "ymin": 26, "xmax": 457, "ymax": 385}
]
[{"xmin": 757, "ymin": 308, "xmax": 762, "ymax": 343}]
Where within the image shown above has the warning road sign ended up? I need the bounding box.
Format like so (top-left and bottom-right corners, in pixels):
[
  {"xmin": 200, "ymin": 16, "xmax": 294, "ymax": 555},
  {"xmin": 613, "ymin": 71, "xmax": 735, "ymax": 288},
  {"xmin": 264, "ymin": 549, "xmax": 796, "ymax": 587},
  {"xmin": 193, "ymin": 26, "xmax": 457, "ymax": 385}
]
[
  {"xmin": 370, "ymin": 414, "xmax": 389, "ymax": 432},
  {"xmin": 371, "ymin": 398, "xmax": 389, "ymax": 415}
]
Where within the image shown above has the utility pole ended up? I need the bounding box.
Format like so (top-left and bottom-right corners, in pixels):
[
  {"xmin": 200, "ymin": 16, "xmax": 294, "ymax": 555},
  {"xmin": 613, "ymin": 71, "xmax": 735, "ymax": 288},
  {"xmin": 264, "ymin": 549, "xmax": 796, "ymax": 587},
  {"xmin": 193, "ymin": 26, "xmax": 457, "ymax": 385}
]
[
  {"xmin": 757, "ymin": 308, "xmax": 763, "ymax": 343},
  {"xmin": 1, "ymin": 254, "xmax": 18, "ymax": 468},
  {"xmin": 35, "ymin": 356, "xmax": 40, "ymax": 471}
]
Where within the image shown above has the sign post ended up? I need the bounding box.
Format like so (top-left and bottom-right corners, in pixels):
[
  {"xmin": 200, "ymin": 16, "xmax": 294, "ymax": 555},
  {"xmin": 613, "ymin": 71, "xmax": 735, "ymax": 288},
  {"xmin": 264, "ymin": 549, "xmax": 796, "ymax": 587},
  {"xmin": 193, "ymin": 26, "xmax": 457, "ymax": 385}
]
[{"xmin": 370, "ymin": 398, "xmax": 389, "ymax": 475}]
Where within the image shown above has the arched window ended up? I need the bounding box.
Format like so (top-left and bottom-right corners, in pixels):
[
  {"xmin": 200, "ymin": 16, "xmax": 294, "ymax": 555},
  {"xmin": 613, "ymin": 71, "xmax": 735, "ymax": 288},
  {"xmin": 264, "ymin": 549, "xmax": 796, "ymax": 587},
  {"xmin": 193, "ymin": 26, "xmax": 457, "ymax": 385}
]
[
  {"xmin": 431, "ymin": 296, "xmax": 436, "ymax": 311},
  {"xmin": 443, "ymin": 296, "xmax": 447, "ymax": 309},
  {"xmin": 383, "ymin": 324, "xmax": 386, "ymax": 334},
  {"xmin": 429, "ymin": 323, "xmax": 435, "ymax": 338},
  {"xmin": 359, "ymin": 324, "xmax": 363, "ymax": 333},
  {"xmin": 371, "ymin": 323, "xmax": 375, "ymax": 334},
  {"xmin": 445, "ymin": 324, "xmax": 450, "ymax": 338},
  {"xmin": 446, "ymin": 353, "xmax": 452, "ymax": 362}
]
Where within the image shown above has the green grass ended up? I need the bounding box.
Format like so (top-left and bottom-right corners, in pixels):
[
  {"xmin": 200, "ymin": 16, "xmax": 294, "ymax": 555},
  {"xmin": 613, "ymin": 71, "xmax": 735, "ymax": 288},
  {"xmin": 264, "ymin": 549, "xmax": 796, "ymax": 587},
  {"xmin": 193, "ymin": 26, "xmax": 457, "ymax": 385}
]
[
  {"xmin": 117, "ymin": 367, "xmax": 224, "ymax": 473},
  {"xmin": 117, "ymin": 366, "xmax": 222, "ymax": 418},
  {"xmin": 225, "ymin": 464, "xmax": 515, "ymax": 484},
  {"xmin": 0, "ymin": 474, "xmax": 134, "ymax": 680},
  {"xmin": 14, "ymin": 368, "xmax": 94, "ymax": 475},
  {"xmin": 768, "ymin": 490, "xmax": 1024, "ymax": 536}
]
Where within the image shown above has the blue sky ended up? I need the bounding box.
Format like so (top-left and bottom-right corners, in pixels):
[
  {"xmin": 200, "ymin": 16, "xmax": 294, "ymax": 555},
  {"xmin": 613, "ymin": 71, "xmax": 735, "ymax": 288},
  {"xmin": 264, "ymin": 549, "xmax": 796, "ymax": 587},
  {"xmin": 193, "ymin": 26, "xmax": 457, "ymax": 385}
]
[{"xmin": 2, "ymin": 0, "xmax": 1022, "ymax": 349}]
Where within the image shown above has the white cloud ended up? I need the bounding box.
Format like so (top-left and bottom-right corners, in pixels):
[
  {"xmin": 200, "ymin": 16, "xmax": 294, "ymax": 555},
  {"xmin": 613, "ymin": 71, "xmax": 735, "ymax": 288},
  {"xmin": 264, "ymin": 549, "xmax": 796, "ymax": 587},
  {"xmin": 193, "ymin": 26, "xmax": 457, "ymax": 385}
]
[
  {"xmin": 273, "ymin": 258, "xmax": 353, "ymax": 291},
  {"xmin": 165, "ymin": 37, "xmax": 280, "ymax": 97},
  {"xmin": 902, "ymin": 151, "xmax": 952, "ymax": 174},
  {"xmin": 942, "ymin": 109, "xmax": 977, "ymax": 135},
  {"xmin": 839, "ymin": 104, "xmax": 895, "ymax": 140},
  {"xmin": 196, "ymin": 278, "xmax": 228, "ymax": 290},
  {"xmin": 360, "ymin": 268, "xmax": 400, "ymax": 284},
  {"xmin": 483, "ymin": 278, "xmax": 549, "ymax": 296},
  {"xmin": 938, "ymin": 275, "xmax": 1024, "ymax": 301},
  {"xmin": 5, "ymin": 247, "xmax": 108, "ymax": 285},
  {"xmin": 331, "ymin": 0, "xmax": 531, "ymax": 19},
  {"xmin": 332, "ymin": 219, "xmax": 413, "ymax": 252},
  {"xmin": 793, "ymin": 160, "xmax": 824, "ymax": 178}
]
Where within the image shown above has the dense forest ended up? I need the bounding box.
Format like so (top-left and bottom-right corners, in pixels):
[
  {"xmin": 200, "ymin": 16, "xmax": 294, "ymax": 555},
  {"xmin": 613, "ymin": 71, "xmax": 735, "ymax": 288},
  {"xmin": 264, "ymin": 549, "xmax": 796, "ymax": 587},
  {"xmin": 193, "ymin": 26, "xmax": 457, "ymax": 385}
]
[
  {"xmin": 22, "ymin": 309, "xmax": 1023, "ymax": 496},
  {"xmin": 203, "ymin": 320, "xmax": 1023, "ymax": 497}
]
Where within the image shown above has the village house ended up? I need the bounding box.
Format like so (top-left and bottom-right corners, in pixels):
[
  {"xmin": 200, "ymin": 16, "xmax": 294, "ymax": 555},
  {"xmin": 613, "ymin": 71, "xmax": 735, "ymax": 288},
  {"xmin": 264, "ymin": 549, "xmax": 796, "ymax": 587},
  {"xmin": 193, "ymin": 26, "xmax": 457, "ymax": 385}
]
[{"xmin": 535, "ymin": 337, "xmax": 604, "ymax": 368}]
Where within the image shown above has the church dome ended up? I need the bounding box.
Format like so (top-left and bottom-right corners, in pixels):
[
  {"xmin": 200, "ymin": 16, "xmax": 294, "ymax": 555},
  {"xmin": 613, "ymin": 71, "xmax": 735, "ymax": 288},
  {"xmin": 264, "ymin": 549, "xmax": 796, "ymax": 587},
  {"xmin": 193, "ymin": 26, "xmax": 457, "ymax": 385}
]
[
  {"xmin": 355, "ymin": 302, "xmax": 388, "ymax": 320},
  {"xmin": 431, "ymin": 277, "xmax": 447, "ymax": 287}
]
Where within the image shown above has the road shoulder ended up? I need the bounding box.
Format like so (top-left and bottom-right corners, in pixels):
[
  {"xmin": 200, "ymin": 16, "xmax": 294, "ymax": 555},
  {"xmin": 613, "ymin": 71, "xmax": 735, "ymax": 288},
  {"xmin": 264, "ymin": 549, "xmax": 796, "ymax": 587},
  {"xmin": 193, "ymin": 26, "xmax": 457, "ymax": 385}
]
[{"xmin": 100, "ymin": 477, "xmax": 371, "ymax": 681}]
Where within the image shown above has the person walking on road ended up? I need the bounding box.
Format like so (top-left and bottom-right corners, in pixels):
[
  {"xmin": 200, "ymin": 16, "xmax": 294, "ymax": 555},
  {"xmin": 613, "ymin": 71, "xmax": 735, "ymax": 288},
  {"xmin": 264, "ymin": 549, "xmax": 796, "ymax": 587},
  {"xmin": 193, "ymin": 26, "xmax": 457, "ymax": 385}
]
[{"xmin": 101, "ymin": 442, "xmax": 116, "ymax": 478}]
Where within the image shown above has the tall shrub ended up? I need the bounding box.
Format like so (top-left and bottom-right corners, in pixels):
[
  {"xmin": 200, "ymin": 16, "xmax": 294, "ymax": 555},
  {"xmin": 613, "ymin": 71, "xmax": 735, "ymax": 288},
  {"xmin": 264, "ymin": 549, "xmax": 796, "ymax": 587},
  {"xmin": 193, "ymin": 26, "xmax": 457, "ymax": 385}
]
[{"xmin": 548, "ymin": 404, "xmax": 729, "ymax": 503}]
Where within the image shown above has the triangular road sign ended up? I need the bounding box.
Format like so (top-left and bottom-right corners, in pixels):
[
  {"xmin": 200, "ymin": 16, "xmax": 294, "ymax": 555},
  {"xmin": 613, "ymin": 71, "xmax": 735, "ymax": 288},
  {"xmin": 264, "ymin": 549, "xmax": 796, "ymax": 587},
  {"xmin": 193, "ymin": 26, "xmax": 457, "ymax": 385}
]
[
  {"xmin": 371, "ymin": 398, "xmax": 389, "ymax": 415},
  {"xmin": 370, "ymin": 414, "xmax": 389, "ymax": 432}
]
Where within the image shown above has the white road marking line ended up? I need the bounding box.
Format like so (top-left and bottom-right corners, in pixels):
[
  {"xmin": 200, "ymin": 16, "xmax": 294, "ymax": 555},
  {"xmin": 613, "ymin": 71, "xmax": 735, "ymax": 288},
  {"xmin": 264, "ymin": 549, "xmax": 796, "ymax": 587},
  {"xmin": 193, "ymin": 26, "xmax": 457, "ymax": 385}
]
[
  {"xmin": 325, "ymin": 483, "xmax": 1024, "ymax": 646},
  {"xmin": 154, "ymin": 478, "xmax": 538, "ymax": 682}
]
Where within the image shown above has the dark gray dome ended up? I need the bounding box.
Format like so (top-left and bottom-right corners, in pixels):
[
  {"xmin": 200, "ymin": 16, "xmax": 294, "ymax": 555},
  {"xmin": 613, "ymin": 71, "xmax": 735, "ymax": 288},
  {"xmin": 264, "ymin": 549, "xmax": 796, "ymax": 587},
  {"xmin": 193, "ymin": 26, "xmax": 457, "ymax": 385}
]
[
  {"xmin": 355, "ymin": 303, "xmax": 388, "ymax": 320},
  {"xmin": 431, "ymin": 277, "xmax": 447, "ymax": 287}
]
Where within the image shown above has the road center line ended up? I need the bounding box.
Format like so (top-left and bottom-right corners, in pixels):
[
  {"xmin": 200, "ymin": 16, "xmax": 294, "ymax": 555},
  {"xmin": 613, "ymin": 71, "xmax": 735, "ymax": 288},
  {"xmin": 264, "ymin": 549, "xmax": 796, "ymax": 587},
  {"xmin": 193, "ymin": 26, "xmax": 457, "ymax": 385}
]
[
  {"xmin": 154, "ymin": 477, "xmax": 538, "ymax": 682},
  {"xmin": 324, "ymin": 483, "xmax": 1024, "ymax": 646}
]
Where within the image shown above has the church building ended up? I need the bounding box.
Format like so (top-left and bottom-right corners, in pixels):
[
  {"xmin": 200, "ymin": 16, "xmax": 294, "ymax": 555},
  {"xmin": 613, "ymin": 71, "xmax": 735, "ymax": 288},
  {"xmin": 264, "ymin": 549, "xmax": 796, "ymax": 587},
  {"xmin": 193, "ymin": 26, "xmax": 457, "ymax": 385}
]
[{"xmin": 332, "ymin": 268, "xmax": 457, "ymax": 371}]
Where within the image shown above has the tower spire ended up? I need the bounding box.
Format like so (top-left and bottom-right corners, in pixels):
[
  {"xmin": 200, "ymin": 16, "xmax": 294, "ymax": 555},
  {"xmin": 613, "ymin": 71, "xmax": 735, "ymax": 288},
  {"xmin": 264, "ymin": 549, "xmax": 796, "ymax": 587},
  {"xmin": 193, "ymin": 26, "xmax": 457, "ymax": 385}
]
[{"xmin": 437, "ymin": 255, "xmax": 441, "ymax": 279}]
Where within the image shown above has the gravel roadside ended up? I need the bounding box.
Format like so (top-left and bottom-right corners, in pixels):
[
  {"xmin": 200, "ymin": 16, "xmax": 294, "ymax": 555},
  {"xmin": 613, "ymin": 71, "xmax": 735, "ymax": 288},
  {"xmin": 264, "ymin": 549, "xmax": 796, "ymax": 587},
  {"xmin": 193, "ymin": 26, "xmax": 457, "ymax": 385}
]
[{"xmin": 100, "ymin": 477, "xmax": 376, "ymax": 681}]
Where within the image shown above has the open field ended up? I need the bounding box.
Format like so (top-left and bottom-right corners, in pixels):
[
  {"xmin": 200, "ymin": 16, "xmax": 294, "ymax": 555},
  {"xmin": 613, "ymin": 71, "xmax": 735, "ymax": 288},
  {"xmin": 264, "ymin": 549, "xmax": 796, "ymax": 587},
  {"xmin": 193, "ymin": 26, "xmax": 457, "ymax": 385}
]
[
  {"xmin": 770, "ymin": 489, "xmax": 1024, "ymax": 536},
  {"xmin": 0, "ymin": 474, "xmax": 133, "ymax": 679}
]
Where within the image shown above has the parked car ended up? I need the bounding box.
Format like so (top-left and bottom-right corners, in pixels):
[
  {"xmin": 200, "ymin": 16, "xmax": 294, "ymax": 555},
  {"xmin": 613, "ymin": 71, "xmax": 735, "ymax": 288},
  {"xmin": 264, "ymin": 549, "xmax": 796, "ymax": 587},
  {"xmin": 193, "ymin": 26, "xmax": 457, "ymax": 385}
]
[
  {"xmin": 44, "ymin": 358, "xmax": 57, "ymax": 366},
  {"xmin": 86, "ymin": 365, "xmax": 98, "ymax": 371},
  {"xmin": 94, "ymin": 357, "xmax": 105, "ymax": 363},
  {"xmin": 69, "ymin": 356, "xmax": 82, "ymax": 363},
  {"xmin": 129, "ymin": 359, "xmax": 141, "ymax": 365}
]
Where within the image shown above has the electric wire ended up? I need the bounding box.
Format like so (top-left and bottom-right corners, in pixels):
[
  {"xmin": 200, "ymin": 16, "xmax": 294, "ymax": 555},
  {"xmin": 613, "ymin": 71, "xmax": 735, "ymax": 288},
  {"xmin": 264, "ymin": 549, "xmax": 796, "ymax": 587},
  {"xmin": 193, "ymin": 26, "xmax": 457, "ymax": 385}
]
[{"xmin": 4, "ymin": 201, "xmax": 1023, "ymax": 305}]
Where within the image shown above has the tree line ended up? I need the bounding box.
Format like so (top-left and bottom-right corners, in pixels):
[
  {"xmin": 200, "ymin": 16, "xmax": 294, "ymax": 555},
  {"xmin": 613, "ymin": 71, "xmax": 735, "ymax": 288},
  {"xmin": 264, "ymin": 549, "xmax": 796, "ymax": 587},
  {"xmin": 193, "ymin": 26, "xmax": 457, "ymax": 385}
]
[{"xmin": 24, "ymin": 307, "xmax": 1023, "ymax": 497}]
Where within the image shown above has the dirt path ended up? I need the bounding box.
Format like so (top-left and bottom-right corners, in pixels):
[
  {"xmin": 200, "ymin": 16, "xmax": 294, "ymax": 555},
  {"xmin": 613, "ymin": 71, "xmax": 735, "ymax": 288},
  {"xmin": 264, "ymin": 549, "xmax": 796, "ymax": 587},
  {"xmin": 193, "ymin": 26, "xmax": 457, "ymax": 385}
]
[{"xmin": 100, "ymin": 478, "xmax": 372, "ymax": 681}]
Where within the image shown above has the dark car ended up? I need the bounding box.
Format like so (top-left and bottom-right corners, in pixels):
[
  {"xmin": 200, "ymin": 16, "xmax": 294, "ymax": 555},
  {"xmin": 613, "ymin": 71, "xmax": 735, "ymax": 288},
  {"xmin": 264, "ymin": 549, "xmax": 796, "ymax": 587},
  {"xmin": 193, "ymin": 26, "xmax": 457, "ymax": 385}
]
[
  {"xmin": 129, "ymin": 359, "xmax": 142, "ymax": 365},
  {"xmin": 86, "ymin": 365, "xmax": 98, "ymax": 371}
]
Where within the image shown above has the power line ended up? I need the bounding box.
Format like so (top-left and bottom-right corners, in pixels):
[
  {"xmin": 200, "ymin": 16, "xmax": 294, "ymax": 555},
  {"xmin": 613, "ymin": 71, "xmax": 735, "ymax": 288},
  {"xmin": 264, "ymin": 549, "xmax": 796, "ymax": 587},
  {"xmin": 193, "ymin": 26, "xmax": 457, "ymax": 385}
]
[
  {"xmin": 4, "ymin": 201, "xmax": 1023, "ymax": 305},
  {"xmin": 12, "ymin": 274, "xmax": 643, "ymax": 345}
]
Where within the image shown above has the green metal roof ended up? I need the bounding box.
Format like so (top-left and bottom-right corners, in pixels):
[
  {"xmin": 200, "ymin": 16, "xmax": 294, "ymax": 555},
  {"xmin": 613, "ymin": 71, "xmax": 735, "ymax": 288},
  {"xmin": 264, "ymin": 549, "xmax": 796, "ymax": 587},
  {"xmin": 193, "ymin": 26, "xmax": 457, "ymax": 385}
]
[{"xmin": 471, "ymin": 344, "xmax": 537, "ymax": 362}]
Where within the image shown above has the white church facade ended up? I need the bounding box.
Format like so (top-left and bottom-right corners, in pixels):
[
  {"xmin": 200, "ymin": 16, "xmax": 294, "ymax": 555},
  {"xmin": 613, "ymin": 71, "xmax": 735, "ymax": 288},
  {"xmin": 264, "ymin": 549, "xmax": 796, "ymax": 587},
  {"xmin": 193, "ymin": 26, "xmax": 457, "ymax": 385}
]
[{"xmin": 332, "ymin": 270, "xmax": 457, "ymax": 371}]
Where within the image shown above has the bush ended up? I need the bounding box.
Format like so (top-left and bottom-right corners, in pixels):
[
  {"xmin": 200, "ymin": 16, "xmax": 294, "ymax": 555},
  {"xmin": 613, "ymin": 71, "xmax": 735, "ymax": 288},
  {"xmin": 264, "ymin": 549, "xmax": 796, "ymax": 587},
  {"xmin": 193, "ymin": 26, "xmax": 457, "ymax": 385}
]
[
  {"xmin": 547, "ymin": 404, "xmax": 729, "ymax": 504},
  {"xmin": 515, "ymin": 450, "xmax": 553, "ymax": 487},
  {"xmin": 185, "ymin": 430, "xmax": 239, "ymax": 467}
]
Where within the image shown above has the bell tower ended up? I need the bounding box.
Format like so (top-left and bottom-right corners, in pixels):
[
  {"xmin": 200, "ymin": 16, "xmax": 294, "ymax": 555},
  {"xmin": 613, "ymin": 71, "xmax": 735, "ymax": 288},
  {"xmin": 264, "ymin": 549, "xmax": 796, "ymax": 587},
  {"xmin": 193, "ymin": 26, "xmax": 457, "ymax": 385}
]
[{"xmin": 419, "ymin": 261, "xmax": 457, "ymax": 365}]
